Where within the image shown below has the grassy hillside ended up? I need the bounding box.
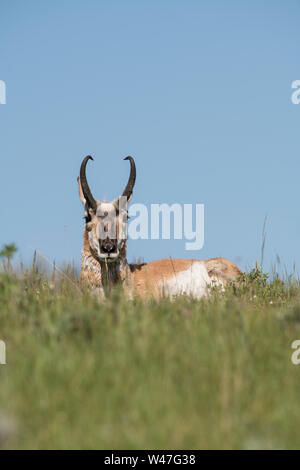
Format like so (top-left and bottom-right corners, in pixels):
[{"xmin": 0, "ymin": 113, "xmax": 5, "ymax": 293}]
[{"xmin": 1, "ymin": 257, "xmax": 300, "ymax": 449}]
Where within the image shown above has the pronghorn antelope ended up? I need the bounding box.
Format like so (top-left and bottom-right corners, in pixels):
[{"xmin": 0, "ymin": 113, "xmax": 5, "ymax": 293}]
[{"xmin": 77, "ymin": 155, "xmax": 241, "ymax": 299}]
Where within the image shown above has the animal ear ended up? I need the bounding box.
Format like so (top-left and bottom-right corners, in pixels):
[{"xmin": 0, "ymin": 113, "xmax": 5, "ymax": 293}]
[
  {"xmin": 77, "ymin": 176, "xmax": 86, "ymax": 206},
  {"xmin": 125, "ymin": 192, "xmax": 133, "ymax": 204},
  {"xmin": 77, "ymin": 177, "xmax": 91, "ymax": 220}
]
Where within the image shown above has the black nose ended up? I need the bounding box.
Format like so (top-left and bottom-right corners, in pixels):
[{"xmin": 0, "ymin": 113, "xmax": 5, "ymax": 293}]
[{"xmin": 100, "ymin": 238, "xmax": 117, "ymax": 254}]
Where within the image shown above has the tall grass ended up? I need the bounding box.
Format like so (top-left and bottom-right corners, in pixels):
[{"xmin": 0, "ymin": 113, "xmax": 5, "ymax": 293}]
[{"xmin": 1, "ymin": 252, "xmax": 300, "ymax": 449}]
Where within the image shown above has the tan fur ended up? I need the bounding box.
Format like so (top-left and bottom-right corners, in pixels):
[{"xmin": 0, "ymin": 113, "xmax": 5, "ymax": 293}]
[
  {"xmin": 129, "ymin": 259, "xmax": 194, "ymax": 298},
  {"xmin": 204, "ymin": 257, "xmax": 241, "ymax": 283},
  {"xmin": 80, "ymin": 229, "xmax": 241, "ymax": 299}
]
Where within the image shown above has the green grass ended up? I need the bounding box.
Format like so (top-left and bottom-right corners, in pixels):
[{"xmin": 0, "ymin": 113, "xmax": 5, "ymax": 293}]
[{"xmin": 1, "ymin": 260, "xmax": 300, "ymax": 449}]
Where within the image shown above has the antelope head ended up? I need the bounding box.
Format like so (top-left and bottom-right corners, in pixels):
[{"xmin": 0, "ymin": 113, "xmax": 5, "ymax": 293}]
[{"xmin": 77, "ymin": 155, "xmax": 136, "ymax": 263}]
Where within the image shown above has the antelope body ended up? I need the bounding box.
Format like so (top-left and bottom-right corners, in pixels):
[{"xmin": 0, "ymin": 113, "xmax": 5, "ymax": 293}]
[{"xmin": 78, "ymin": 156, "xmax": 241, "ymax": 299}]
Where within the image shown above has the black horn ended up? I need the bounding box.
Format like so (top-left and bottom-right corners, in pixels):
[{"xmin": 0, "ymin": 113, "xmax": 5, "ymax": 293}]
[
  {"xmin": 122, "ymin": 156, "xmax": 136, "ymax": 201},
  {"xmin": 79, "ymin": 156, "xmax": 97, "ymax": 212}
]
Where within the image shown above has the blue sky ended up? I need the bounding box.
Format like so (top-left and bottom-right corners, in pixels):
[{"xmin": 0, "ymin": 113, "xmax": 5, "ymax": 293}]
[{"xmin": 0, "ymin": 0, "xmax": 300, "ymax": 273}]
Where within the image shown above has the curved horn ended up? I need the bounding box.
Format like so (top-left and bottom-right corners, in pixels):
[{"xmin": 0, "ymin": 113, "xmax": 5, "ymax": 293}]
[
  {"xmin": 122, "ymin": 156, "xmax": 136, "ymax": 201},
  {"xmin": 79, "ymin": 156, "xmax": 97, "ymax": 212}
]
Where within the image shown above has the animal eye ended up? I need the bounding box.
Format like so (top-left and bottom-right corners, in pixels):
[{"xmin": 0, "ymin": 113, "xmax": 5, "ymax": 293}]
[
  {"xmin": 86, "ymin": 222, "xmax": 92, "ymax": 232},
  {"xmin": 84, "ymin": 214, "xmax": 91, "ymax": 224}
]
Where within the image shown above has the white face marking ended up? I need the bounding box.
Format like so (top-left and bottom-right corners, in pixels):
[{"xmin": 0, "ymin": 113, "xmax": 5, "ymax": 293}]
[
  {"xmin": 159, "ymin": 261, "xmax": 222, "ymax": 299},
  {"xmin": 87, "ymin": 201, "xmax": 128, "ymax": 262}
]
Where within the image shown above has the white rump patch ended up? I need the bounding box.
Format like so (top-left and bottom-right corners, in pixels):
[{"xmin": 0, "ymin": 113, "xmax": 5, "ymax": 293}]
[{"xmin": 159, "ymin": 261, "xmax": 217, "ymax": 300}]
